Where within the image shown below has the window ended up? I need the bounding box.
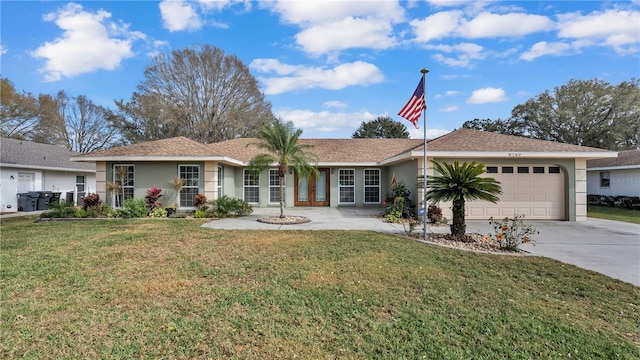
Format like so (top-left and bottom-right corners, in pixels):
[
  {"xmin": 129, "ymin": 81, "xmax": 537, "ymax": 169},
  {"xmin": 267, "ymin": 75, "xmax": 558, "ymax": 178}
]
[
  {"xmin": 549, "ymin": 166, "xmax": 560, "ymax": 174},
  {"xmin": 533, "ymin": 166, "xmax": 545, "ymax": 174},
  {"xmin": 217, "ymin": 166, "xmax": 223, "ymax": 198},
  {"xmin": 338, "ymin": 169, "xmax": 355, "ymax": 204},
  {"xmin": 179, "ymin": 165, "xmax": 200, "ymax": 208},
  {"xmin": 76, "ymin": 175, "xmax": 85, "ymax": 192},
  {"xmin": 269, "ymin": 169, "xmax": 284, "ymax": 203},
  {"xmin": 486, "ymin": 166, "xmax": 498, "ymax": 174},
  {"xmin": 600, "ymin": 172, "xmax": 610, "ymax": 188},
  {"xmin": 502, "ymin": 166, "xmax": 514, "ymax": 174},
  {"xmin": 517, "ymin": 166, "xmax": 529, "ymax": 174},
  {"xmin": 113, "ymin": 164, "xmax": 134, "ymax": 207},
  {"xmin": 244, "ymin": 169, "xmax": 260, "ymax": 203},
  {"xmin": 364, "ymin": 169, "xmax": 380, "ymax": 203}
]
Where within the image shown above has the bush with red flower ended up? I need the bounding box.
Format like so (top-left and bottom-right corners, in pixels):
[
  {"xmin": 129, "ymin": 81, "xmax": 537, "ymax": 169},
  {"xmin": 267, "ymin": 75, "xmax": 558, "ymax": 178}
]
[{"xmin": 486, "ymin": 214, "xmax": 538, "ymax": 251}]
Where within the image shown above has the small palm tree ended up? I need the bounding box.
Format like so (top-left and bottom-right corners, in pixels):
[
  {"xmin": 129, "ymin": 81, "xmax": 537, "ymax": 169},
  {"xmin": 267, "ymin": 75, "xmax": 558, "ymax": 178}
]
[
  {"xmin": 247, "ymin": 119, "xmax": 319, "ymax": 218},
  {"xmin": 424, "ymin": 160, "xmax": 502, "ymax": 238}
]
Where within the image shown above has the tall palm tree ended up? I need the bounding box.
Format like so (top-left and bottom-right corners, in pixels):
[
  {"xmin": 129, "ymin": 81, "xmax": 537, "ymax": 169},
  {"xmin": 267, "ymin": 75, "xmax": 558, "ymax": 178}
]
[
  {"xmin": 247, "ymin": 119, "xmax": 319, "ymax": 218},
  {"xmin": 424, "ymin": 160, "xmax": 502, "ymax": 238}
]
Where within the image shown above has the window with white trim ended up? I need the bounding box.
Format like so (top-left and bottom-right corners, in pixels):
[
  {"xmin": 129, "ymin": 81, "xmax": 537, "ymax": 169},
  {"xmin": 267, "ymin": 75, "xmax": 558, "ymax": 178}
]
[
  {"xmin": 364, "ymin": 169, "xmax": 380, "ymax": 203},
  {"xmin": 113, "ymin": 164, "xmax": 134, "ymax": 207},
  {"xmin": 269, "ymin": 169, "xmax": 285, "ymax": 203},
  {"xmin": 76, "ymin": 175, "xmax": 85, "ymax": 193},
  {"xmin": 179, "ymin": 165, "xmax": 200, "ymax": 208},
  {"xmin": 217, "ymin": 166, "xmax": 223, "ymax": 198},
  {"xmin": 244, "ymin": 169, "xmax": 260, "ymax": 203},
  {"xmin": 338, "ymin": 169, "xmax": 355, "ymax": 204},
  {"xmin": 600, "ymin": 172, "xmax": 610, "ymax": 188}
]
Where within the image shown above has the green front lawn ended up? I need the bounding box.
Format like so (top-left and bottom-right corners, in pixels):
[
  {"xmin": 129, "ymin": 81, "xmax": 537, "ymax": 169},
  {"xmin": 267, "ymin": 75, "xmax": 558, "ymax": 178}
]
[
  {"xmin": 1, "ymin": 217, "xmax": 638, "ymax": 359},
  {"xmin": 588, "ymin": 205, "xmax": 640, "ymax": 224}
]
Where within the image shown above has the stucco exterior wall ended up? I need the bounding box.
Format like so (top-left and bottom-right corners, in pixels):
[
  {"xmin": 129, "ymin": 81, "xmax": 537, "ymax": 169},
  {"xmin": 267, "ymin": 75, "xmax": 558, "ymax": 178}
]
[
  {"xmin": 0, "ymin": 166, "xmax": 95, "ymax": 212},
  {"xmin": 587, "ymin": 168, "xmax": 640, "ymax": 197}
]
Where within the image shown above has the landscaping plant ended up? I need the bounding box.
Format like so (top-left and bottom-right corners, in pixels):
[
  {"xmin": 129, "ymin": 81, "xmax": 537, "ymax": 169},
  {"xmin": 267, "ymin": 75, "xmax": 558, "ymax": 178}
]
[{"xmin": 486, "ymin": 214, "xmax": 538, "ymax": 251}]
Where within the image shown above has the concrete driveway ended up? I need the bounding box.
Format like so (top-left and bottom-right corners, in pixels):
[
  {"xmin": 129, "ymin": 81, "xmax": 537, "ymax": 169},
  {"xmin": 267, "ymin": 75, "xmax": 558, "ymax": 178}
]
[
  {"xmin": 202, "ymin": 207, "xmax": 640, "ymax": 286},
  {"xmin": 465, "ymin": 218, "xmax": 640, "ymax": 286}
]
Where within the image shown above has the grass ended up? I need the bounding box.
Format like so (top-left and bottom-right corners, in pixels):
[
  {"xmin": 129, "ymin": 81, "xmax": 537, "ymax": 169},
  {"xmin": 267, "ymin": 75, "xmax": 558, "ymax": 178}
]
[
  {"xmin": 1, "ymin": 216, "xmax": 639, "ymax": 359},
  {"xmin": 588, "ymin": 205, "xmax": 640, "ymax": 224}
]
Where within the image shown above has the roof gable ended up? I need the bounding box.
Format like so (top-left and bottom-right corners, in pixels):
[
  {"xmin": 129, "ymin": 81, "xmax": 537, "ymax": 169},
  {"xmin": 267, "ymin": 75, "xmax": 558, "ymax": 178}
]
[{"xmin": 1, "ymin": 138, "xmax": 95, "ymax": 171}]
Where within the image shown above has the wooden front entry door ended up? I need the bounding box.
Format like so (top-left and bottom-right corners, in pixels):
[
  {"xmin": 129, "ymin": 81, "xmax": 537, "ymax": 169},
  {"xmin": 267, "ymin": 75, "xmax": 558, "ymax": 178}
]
[{"xmin": 294, "ymin": 168, "xmax": 330, "ymax": 206}]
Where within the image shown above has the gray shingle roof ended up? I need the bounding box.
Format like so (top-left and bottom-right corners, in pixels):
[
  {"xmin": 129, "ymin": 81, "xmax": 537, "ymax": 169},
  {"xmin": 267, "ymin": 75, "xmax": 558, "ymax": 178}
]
[
  {"xmin": 587, "ymin": 149, "xmax": 640, "ymax": 168},
  {"xmin": 1, "ymin": 138, "xmax": 95, "ymax": 171}
]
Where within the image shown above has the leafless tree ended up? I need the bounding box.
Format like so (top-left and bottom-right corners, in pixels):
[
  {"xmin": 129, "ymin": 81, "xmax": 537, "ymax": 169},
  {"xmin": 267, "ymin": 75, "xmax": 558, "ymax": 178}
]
[
  {"xmin": 114, "ymin": 44, "xmax": 274, "ymax": 144},
  {"xmin": 0, "ymin": 77, "xmax": 39, "ymax": 139}
]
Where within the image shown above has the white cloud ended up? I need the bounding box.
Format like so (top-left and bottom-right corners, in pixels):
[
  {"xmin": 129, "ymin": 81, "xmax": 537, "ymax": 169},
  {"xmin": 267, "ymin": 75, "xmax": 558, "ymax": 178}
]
[
  {"xmin": 556, "ymin": 9, "xmax": 640, "ymax": 55},
  {"xmin": 31, "ymin": 3, "xmax": 140, "ymax": 82},
  {"xmin": 250, "ymin": 59, "xmax": 384, "ymax": 95},
  {"xmin": 296, "ymin": 17, "xmax": 397, "ymax": 56},
  {"xmin": 457, "ymin": 12, "xmax": 553, "ymax": 38},
  {"xmin": 159, "ymin": 0, "xmax": 202, "ymax": 32},
  {"xmin": 262, "ymin": 1, "xmax": 404, "ymax": 56},
  {"xmin": 274, "ymin": 108, "xmax": 378, "ymax": 136},
  {"xmin": 520, "ymin": 41, "xmax": 575, "ymax": 61},
  {"xmin": 0, "ymin": 45, "xmax": 6, "ymax": 55},
  {"xmin": 410, "ymin": 10, "xmax": 463, "ymax": 42},
  {"xmin": 407, "ymin": 127, "xmax": 451, "ymax": 140},
  {"xmin": 324, "ymin": 100, "xmax": 348, "ymax": 108},
  {"xmin": 429, "ymin": 42, "xmax": 486, "ymax": 67},
  {"xmin": 441, "ymin": 105, "xmax": 459, "ymax": 112},
  {"xmin": 467, "ymin": 87, "xmax": 508, "ymax": 104}
]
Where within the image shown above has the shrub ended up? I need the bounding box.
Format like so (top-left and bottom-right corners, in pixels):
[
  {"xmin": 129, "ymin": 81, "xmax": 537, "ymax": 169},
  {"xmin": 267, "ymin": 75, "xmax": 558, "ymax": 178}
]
[
  {"xmin": 116, "ymin": 198, "xmax": 148, "ymax": 218},
  {"xmin": 144, "ymin": 187, "xmax": 163, "ymax": 210},
  {"xmin": 149, "ymin": 207, "xmax": 168, "ymax": 218},
  {"xmin": 194, "ymin": 209, "xmax": 209, "ymax": 218},
  {"xmin": 194, "ymin": 194, "xmax": 208, "ymax": 210},
  {"xmin": 486, "ymin": 215, "xmax": 538, "ymax": 251},
  {"xmin": 587, "ymin": 195, "xmax": 640, "ymax": 210},
  {"xmin": 383, "ymin": 181, "xmax": 415, "ymax": 219},
  {"xmin": 209, "ymin": 195, "xmax": 253, "ymax": 218},
  {"xmin": 74, "ymin": 208, "xmax": 89, "ymax": 218},
  {"xmin": 41, "ymin": 202, "xmax": 76, "ymax": 218},
  {"xmin": 82, "ymin": 193, "xmax": 102, "ymax": 210},
  {"xmin": 427, "ymin": 204, "xmax": 443, "ymax": 224}
]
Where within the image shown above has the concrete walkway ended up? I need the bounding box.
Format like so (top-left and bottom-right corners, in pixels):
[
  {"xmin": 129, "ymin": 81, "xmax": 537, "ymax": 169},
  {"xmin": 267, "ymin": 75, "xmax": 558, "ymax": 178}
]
[{"xmin": 201, "ymin": 207, "xmax": 640, "ymax": 286}]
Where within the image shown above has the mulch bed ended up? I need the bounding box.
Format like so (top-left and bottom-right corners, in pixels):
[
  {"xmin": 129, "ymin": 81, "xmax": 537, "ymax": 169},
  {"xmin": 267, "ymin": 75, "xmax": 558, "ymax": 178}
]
[{"xmin": 257, "ymin": 215, "xmax": 311, "ymax": 225}]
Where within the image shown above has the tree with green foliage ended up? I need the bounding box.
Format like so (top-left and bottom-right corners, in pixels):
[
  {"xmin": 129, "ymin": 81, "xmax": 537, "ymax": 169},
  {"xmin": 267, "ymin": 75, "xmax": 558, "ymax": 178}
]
[
  {"xmin": 352, "ymin": 116, "xmax": 409, "ymax": 139},
  {"xmin": 462, "ymin": 78, "xmax": 640, "ymax": 151},
  {"xmin": 247, "ymin": 119, "xmax": 319, "ymax": 218},
  {"xmin": 424, "ymin": 160, "xmax": 502, "ymax": 238}
]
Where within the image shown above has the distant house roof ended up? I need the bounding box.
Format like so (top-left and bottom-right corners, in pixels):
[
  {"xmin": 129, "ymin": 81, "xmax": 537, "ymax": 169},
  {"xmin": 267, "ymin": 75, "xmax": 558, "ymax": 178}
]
[
  {"xmin": 71, "ymin": 129, "xmax": 616, "ymax": 164},
  {"xmin": 587, "ymin": 149, "xmax": 640, "ymax": 169},
  {"xmin": 1, "ymin": 138, "xmax": 95, "ymax": 172}
]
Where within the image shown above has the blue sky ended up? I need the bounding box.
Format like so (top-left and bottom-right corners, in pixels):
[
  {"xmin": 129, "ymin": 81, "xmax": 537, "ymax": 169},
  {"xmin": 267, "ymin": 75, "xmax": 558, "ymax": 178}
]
[{"xmin": 2, "ymin": 0, "xmax": 639, "ymax": 140}]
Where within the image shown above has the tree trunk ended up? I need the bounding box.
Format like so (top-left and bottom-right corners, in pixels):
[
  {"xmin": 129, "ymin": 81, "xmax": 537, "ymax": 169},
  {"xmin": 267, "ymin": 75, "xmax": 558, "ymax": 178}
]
[
  {"xmin": 451, "ymin": 198, "xmax": 466, "ymax": 238},
  {"xmin": 279, "ymin": 175, "xmax": 285, "ymax": 218}
]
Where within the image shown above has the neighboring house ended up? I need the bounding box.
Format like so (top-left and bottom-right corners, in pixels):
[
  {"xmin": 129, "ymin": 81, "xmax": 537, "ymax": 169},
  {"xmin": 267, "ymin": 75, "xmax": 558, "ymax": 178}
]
[
  {"xmin": 1, "ymin": 138, "xmax": 96, "ymax": 212},
  {"xmin": 71, "ymin": 129, "xmax": 616, "ymax": 221},
  {"xmin": 587, "ymin": 149, "xmax": 640, "ymax": 197}
]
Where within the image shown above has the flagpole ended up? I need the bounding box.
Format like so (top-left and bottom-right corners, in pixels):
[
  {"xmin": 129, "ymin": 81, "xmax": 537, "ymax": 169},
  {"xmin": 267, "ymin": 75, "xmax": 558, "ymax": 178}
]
[{"xmin": 421, "ymin": 68, "xmax": 429, "ymax": 240}]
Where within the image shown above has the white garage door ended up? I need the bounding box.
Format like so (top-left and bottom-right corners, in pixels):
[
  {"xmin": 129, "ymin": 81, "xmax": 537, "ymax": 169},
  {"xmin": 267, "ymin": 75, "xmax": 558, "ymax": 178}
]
[{"xmin": 465, "ymin": 165, "xmax": 564, "ymax": 220}]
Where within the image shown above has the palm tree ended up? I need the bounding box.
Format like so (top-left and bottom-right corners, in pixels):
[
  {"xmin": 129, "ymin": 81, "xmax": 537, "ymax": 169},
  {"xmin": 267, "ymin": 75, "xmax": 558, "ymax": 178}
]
[
  {"xmin": 247, "ymin": 119, "xmax": 319, "ymax": 218},
  {"xmin": 424, "ymin": 160, "xmax": 502, "ymax": 238}
]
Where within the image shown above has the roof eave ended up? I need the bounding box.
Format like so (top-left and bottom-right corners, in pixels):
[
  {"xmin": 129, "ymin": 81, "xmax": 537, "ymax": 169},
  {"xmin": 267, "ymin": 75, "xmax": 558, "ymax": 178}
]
[
  {"xmin": 71, "ymin": 156, "xmax": 243, "ymax": 164},
  {"xmin": 587, "ymin": 165, "xmax": 640, "ymax": 171},
  {"xmin": 0, "ymin": 162, "xmax": 96, "ymax": 173},
  {"xmin": 412, "ymin": 151, "xmax": 617, "ymax": 159}
]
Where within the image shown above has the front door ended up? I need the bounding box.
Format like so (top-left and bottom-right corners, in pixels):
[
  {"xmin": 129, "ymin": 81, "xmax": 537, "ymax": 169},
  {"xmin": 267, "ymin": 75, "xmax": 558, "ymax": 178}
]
[{"xmin": 294, "ymin": 168, "xmax": 330, "ymax": 206}]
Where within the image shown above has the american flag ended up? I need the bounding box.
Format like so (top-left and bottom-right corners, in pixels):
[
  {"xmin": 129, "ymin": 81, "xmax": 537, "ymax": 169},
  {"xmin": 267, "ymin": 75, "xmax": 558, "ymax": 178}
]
[{"xmin": 398, "ymin": 79, "xmax": 425, "ymax": 129}]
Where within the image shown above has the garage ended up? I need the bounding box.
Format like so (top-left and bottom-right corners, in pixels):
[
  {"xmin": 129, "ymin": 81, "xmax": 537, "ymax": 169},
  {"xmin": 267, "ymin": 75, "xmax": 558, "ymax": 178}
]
[{"xmin": 465, "ymin": 164, "xmax": 565, "ymax": 220}]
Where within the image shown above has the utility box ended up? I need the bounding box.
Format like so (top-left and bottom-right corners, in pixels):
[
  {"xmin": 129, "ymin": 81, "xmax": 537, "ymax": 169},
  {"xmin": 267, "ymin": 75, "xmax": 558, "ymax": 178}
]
[
  {"xmin": 17, "ymin": 192, "xmax": 39, "ymax": 212},
  {"xmin": 36, "ymin": 191, "xmax": 53, "ymax": 210}
]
